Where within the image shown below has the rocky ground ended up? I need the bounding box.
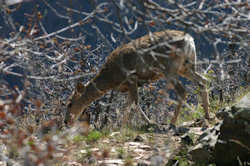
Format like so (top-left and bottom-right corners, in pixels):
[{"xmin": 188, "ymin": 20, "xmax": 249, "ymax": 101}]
[
  {"xmin": 0, "ymin": 93, "xmax": 249, "ymax": 166},
  {"xmin": 60, "ymin": 92, "xmax": 250, "ymax": 166}
]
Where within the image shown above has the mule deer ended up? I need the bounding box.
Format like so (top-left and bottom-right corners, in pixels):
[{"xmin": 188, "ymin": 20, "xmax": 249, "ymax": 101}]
[{"xmin": 65, "ymin": 29, "xmax": 210, "ymax": 128}]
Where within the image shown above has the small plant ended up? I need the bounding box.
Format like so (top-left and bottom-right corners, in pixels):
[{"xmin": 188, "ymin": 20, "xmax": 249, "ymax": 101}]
[
  {"xmin": 72, "ymin": 130, "xmax": 104, "ymax": 143},
  {"xmin": 117, "ymin": 147, "xmax": 125, "ymax": 159},
  {"xmin": 86, "ymin": 130, "xmax": 103, "ymax": 142},
  {"xmin": 174, "ymin": 154, "xmax": 189, "ymax": 166},
  {"xmin": 72, "ymin": 135, "xmax": 85, "ymax": 143},
  {"xmin": 177, "ymin": 104, "xmax": 203, "ymax": 125}
]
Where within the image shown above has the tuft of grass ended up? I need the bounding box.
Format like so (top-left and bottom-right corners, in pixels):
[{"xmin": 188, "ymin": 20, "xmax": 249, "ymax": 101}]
[
  {"xmin": 117, "ymin": 147, "xmax": 125, "ymax": 159},
  {"xmin": 86, "ymin": 130, "xmax": 103, "ymax": 142},
  {"xmin": 72, "ymin": 135, "xmax": 85, "ymax": 143},
  {"xmin": 27, "ymin": 140, "xmax": 34, "ymax": 146},
  {"xmin": 178, "ymin": 85, "xmax": 250, "ymax": 125},
  {"xmin": 72, "ymin": 130, "xmax": 106, "ymax": 143},
  {"xmin": 233, "ymin": 86, "xmax": 250, "ymax": 102},
  {"xmin": 177, "ymin": 105, "xmax": 203, "ymax": 125}
]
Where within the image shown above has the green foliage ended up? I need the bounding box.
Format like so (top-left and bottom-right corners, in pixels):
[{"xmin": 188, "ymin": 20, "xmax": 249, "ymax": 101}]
[
  {"xmin": 72, "ymin": 135, "xmax": 86, "ymax": 143},
  {"xmin": 116, "ymin": 147, "xmax": 125, "ymax": 159},
  {"xmin": 205, "ymin": 69, "xmax": 216, "ymax": 81},
  {"xmin": 72, "ymin": 130, "xmax": 105, "ymax": 143},
  {"xmin": 174, "ymin": 155, "xmax": 189, "ymax": 166},
  {"xmin": 86, "ymin": 130, "xmax": 103, "ymax": 142},
  {"xmin": 27, "ymin": 140, "xmax": 34, "ymax": 146}
]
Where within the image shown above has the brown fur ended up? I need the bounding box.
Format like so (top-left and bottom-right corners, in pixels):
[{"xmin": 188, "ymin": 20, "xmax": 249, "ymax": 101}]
[{"xmin": 64, "ymin": 29, "xmax": 210, "ymax": 128}]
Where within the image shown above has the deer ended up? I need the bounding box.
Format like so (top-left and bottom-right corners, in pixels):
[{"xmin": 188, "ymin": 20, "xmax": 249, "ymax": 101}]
[{"xmin": 64, "ymin": 29, "xmax": 210, "ymax": 129}]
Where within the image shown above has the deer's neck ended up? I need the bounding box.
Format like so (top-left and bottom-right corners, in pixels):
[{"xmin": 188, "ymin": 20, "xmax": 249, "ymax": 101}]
[{"xmin": 77, "ymin": 81, "xmax": 106, "ymax": 108}]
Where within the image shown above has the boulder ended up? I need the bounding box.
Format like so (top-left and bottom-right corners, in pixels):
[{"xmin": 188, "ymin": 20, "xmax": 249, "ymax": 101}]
[
  {"xmin": 188, "ymin": 122, "xmax": 221, "ymax": 164},
  {"xmin": 189, "ymin": 92, "xmax": 250, "ymax": 166},
  {"xmin": 214, "ymin": 106, "xmax": 250, "ymax": 165}
]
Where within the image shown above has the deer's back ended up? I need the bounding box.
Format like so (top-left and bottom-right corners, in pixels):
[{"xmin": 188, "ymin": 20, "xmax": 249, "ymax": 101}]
[{"xmin": 93, "ymin": 29, "xmax": 195, "ymax": 92}]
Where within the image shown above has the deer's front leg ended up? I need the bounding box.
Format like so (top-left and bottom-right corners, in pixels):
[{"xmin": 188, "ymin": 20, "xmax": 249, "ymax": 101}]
[
  {"xmin": 191, "ymin": 72, "xmax": 210, "ymax": 119},
  {"xmin": 199, "ymin": 84, "xmax": 210, "ymax": 119},
  {"xmin": 126, "ymin": 75, "xmax": 155, "ymax": 125},
  {"xmin": 184, "ymin": 71, "xmax": 210, "ymax": 120},
  {"xmin": 170, "ymin": 79, "xmax": 187, "ymax": 125}
]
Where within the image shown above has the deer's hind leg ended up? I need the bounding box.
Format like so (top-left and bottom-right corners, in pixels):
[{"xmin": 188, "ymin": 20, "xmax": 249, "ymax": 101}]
[{"xmin": 170, "ymin": 79, "xmax": 187, "ymax": 125}]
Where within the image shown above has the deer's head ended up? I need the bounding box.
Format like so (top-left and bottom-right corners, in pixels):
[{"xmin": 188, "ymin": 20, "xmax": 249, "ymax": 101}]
[{"xmin": 64, "ymin": 82, "xmax": 89, "ymax": 127}]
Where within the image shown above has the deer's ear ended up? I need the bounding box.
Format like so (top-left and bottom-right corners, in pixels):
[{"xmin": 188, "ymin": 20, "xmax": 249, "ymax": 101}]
[{"xmin": 76, "ymin": 82, "xmax": 85, "ymax": 93}]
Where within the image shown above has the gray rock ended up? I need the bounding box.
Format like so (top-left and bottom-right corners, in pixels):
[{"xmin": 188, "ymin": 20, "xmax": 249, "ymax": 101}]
[
  {"xmin": 189, "ymin": 143, "xmax": 213, "ymax": 164},
  {"xmin": 214, "ymin": 106, "xmax": 250, "ymax": 165},
  {"xmin": 150, "ymin": 155, "xmax": 164, "ymax": 166},
  {"xmin": 189, "ymin": 123, "xmax": 220, "ymax": 164},
  {"xmin": 234, "ymin": 92, "xmax": 250, "ymax": 108},
  {"xmin": 134, "ymin": 135, "xmax": 144, "ymax": 142},
  {"xmin": 189, "ymin": 92, "xmax": 250, "ymax": 166},
  {"xmin": 181, "ymin": 134, "xmax": 194, "ymax": 145}
]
